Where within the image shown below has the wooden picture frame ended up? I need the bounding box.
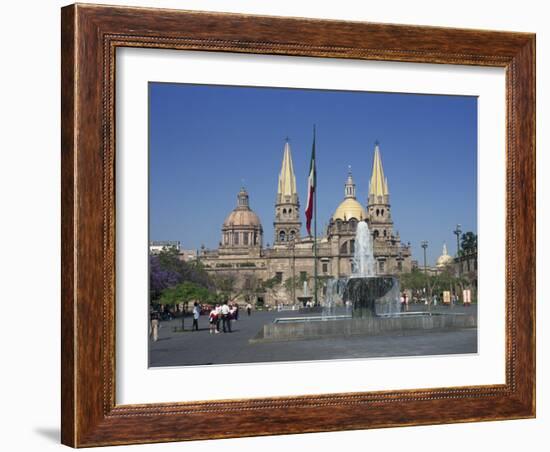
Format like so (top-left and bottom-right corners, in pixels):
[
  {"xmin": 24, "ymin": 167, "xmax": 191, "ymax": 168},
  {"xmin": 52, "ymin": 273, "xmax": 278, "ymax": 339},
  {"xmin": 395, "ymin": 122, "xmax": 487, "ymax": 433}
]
[{"xmin": 61, "ymin": 3, "xmax": 535, "ymax": 447}]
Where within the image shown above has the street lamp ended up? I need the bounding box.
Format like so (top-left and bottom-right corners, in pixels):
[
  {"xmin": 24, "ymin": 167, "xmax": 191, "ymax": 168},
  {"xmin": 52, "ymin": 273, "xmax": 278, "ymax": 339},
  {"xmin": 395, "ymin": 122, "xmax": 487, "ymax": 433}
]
[
  {"xmin": 453, "ymin": 224, "xmax": 462, "ymax": 257},
  {"xmin": 453, "ymin": 224, "xmax": 462, "ymax": 276},
  {"xmin": 287, "ymin": 236, "xmax": 296, "ymax": 305},
  {"xmin": 421, "ymin": 241, "xmax": 428, "ymax": 274}
]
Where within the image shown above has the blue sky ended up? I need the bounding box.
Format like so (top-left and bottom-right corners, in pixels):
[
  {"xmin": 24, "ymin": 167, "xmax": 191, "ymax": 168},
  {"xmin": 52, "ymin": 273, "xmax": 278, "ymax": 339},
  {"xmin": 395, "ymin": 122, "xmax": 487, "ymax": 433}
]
[{"xmin": 149, "ymin": 82, "xmax": 477, "ymax": 265}]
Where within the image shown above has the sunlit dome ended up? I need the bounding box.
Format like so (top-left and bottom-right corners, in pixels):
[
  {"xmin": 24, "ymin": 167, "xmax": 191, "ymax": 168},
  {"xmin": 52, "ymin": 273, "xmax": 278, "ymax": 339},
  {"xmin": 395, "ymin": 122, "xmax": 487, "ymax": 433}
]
[
  {"xmin": 332, "ymin": 167, "xmax": 367, "ymax": 221},
  {"xmin": 436, "ymin": 243, "xmax": 454, "ymax": 268},
  {"xmin": 332, "ymin": 198, "xmax": 367, "ymax": 221}
]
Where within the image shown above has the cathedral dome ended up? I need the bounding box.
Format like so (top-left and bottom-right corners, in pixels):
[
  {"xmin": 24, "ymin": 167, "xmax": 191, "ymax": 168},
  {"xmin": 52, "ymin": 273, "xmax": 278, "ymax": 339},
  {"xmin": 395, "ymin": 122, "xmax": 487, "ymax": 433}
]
[
  {"xmin": 223, "ymin": 208, "xmax": 262, "ymax": 228},
  {"xmin": 332, "ymin": 198, "xmax": 367, "ymax": 221},
  {"xmin": 436, "ymin": 243, "xmax": 454, "ymax": 268},
  {"xmin": 332, "ymin": 168, "xmax": 367, "ymax": 221},
  {"xmin": 223, "ymin": 187, "xmax": 262, "ymax": 228}
]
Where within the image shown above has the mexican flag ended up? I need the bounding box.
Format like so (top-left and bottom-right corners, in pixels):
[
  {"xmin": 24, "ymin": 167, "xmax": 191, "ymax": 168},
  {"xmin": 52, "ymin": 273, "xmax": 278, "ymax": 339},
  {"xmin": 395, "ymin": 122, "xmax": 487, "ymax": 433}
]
[{"xmin": 305, "ymin": 129, "xmax": 316, "ymax": 236}]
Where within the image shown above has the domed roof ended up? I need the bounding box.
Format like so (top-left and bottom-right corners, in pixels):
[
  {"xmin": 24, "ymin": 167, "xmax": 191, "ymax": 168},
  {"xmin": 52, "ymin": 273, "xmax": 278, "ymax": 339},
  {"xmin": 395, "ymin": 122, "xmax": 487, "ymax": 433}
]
[
  {"xmin": 436, "ymin": 243, "xmax": 454, "ymax": 268},
  {"xmin": 223, "ymin": 187, "xmax": 262, "ymax": 228},
  {"xmin": 223, "ymin": 209, "xmax": 262, "ymax": 228},
  {"xmin": 332, "ymin": 198, "xmax": 367, "ymax": 221}
]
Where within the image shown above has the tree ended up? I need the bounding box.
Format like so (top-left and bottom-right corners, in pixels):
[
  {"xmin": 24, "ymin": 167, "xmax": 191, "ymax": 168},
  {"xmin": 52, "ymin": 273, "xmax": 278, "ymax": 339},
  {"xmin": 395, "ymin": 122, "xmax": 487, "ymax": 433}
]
[
  {"xmin": 159, "ymin": 281, "xmax": 215, "ymax": 330},
  {"xmin": 399, "ymin": 268, "xmax": 430, "ymax": 301},
  {"xmin": 149, "ymin": 255, "xmax": 180, "ymax": 301},
  {"xmin": 262, "ymin": 277, "xmax": 285, "ymax": 306},
  {"xmin": 149, "ymin": 248, "xmax": 214, "ymax": 302},
  {"xmin": 242, "ymin": 274, "xmax": 261, "ymax": 303},
  {"xmin": 211, "ymin": 272, "xmax": 243, "ymax": 303},
  {"xmin": 460, "ymin": 232, "xmax": 477, "ymax": 254}
]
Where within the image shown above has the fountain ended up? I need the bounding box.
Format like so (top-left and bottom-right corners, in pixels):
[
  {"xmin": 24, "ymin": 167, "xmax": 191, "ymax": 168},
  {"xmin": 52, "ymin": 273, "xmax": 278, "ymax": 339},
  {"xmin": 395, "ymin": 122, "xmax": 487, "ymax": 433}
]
[
  {"xmin": 251, "ymin": 221, "xmax": 476, "ymax": 344},
  {"xmin": 345, "ymin": 221, "xmax": 400, "ymax": 317},
  {"xmin": 297, "ymin": 280, "xmax": 314, "ymax": 309}
]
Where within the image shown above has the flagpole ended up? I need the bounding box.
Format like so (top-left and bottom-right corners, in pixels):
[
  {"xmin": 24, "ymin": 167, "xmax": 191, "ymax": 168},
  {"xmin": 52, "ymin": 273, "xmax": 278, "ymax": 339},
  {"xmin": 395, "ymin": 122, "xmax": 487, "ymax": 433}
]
[{"xmin": 313, "ymin": 125, "xmax": 318, "ymax": 306}]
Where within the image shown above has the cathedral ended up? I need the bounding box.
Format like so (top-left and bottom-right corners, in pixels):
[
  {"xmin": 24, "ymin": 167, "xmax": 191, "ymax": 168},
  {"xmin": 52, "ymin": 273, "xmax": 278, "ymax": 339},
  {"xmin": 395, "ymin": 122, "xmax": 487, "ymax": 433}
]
[{"xmin": 199, "ymin": 141, "xmax": 412, "ymax": 306}]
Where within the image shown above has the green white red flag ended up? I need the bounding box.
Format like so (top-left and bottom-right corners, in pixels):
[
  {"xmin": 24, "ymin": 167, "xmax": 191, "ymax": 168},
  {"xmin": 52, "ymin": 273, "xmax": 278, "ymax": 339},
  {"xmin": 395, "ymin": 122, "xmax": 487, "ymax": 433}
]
[{"xmin": 305, "ymin": 129, "xmax": 316, "ymax": 236}]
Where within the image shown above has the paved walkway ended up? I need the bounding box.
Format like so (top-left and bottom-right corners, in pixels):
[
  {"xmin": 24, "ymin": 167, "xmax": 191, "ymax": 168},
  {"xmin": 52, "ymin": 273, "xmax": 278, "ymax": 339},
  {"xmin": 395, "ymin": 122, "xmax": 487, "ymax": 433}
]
[{"xmin": 149, "ymin": 304, "xmax": 477, "ymax": 367}]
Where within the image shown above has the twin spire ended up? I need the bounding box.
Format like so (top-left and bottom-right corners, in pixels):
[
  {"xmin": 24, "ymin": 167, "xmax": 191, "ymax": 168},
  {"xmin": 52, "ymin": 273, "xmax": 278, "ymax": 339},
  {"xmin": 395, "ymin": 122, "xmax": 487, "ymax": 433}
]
[
  {"xmin": 369, "ymin": 142, "xmax": 389, "ymax": 197},
  {"xmin": 275, "ymin": 139, "xmax": 388, "ymax": 203},
  {"xmin": 277, "ymin": 139, "xmax": 297, "ymax": 199}
]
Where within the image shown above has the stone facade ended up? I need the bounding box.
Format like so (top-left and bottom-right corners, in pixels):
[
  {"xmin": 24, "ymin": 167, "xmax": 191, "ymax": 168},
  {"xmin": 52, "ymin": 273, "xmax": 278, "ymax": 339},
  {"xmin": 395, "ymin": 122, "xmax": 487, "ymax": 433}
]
[{"xmin": 198, "ymin": 141, "xmax": 412, "ymax": 306}]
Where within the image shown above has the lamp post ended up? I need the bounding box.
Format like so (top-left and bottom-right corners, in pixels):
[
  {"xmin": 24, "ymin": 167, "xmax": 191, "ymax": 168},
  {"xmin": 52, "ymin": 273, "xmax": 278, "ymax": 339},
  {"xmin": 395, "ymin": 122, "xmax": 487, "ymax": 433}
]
[
  {"xmin": 453, "ymin": 224, "xmax": 462, "ymax": 276},
  {"xmin": 453, "ymin": 224, "xmax": 462, "ymax": 256},
  {"xmin": 421, "ymin": 241, "xmax": 428, "ymax": 275},
  {"xmin": 288, "ymin": 236, "xmax": 296, "ymax": 305}
]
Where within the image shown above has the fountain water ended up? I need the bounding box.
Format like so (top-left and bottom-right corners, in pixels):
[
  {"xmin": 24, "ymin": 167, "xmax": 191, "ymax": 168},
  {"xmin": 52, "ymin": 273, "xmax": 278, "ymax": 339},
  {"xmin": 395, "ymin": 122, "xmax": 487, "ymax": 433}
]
[
  {"xmin": 322, "ymin": 220, "xmax": 400, "ymax": 317},
  {"xmin": 352, "ymin": 221, "xmax": 376, "ymax": 277}
]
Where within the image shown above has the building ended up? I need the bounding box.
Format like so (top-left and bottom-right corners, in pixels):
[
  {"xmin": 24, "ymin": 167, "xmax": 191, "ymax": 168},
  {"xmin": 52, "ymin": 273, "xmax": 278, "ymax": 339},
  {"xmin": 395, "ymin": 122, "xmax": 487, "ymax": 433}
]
[
  {"xmin": 200, "ymin": 140, "xmax": 412, "ymax": 306},
  {"xmin": 149, "ymin": 240, "xmax": 180, "ymax": 255}
]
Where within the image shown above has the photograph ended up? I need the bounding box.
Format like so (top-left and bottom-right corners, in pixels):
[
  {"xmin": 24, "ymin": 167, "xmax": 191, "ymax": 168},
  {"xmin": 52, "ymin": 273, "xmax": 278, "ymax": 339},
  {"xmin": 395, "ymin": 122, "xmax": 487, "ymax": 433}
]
[{"xmin": 147, "ymin": 83, "xmax": 479, "ymax": 367}]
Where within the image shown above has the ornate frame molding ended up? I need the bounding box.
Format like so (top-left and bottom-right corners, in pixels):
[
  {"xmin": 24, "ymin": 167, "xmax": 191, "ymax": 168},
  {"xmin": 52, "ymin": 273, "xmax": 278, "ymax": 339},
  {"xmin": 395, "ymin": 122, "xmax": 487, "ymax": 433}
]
[{"xmin": 61, "ymin": 4, "xmax": 535, "ymax": 447}]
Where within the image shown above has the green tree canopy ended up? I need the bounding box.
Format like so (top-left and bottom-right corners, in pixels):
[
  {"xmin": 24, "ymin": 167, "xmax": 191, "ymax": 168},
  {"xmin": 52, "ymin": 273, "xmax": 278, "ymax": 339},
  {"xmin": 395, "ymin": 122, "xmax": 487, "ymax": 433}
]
[
  {"xmin": 159, "ymin": 281, "xmax": 215, "ymax": 307},
  {"xmin": 460, "ymin": 232, "xmax": 477, "ymax": 254}
]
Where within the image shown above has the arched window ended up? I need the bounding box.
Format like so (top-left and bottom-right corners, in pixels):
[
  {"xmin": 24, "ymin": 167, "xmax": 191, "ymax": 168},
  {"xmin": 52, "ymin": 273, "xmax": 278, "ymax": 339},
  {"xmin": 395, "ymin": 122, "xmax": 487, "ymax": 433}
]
[
  {"xmin": 381, "ymin": 209, "xmax": 385, "ymax": 216},
  {"xmin": 234, "ymin": 232, "xmax": 239, "ymax": 245},
  {"xmin": 279, "ymin": 230, "xmax": 286, "ymax": 242},
  {"xmin": 340, "ymin": 241, "xmax": 348, "ymax": 254},
  {"xmin": 283, "ymin": 208, "xmax": 287, "ymax": 215},
  {"xmin": 350, "ymin": 239, "xmax": 356, "ymax": 254},
  {"xmin": 376, "ymin": 209, "xmax": 380, "ymax": 216},
  {"xmin": 383, "ymin": 230, "xmax": 387, "ymax": 237},
  {"xmin": 373, "ymin": 230, "xmax": 379, "ymax": 239},
  {"xmin": 289, "ymin": 230, "xmax": 295, "ymax": 241},
  {"xmin": 288, "ymin": 208, "xmax": 292, "ymax": 214}
]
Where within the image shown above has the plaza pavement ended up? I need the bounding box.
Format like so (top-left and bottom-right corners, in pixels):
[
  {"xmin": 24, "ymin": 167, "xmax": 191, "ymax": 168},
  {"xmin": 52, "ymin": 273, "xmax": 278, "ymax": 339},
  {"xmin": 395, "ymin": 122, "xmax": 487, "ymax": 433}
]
[{"xmin": 149, "ymin": 304, "xmax": 478, "ymax": 367}]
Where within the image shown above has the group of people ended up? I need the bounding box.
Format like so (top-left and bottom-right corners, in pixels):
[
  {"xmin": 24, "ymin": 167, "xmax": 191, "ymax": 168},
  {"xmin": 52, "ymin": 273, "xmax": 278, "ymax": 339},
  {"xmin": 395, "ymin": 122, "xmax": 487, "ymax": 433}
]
[
  {"xmin": 208, "ymin": 301, "xmax": 243, "ymax": 334},
  {"xmin": 150, "ymin": 301, "xmax": 255, "ymax": 341}
]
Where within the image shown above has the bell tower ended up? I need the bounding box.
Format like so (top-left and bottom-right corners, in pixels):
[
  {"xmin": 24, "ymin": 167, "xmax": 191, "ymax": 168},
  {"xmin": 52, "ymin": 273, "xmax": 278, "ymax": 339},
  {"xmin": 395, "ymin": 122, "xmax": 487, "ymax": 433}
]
[
  {"xmin": 273, "ymin": 139, "xmax": 301, "ymax": 247},
  {"xmin": 367, "ymin": 141, "xmax": 393, "ymax": 240}
]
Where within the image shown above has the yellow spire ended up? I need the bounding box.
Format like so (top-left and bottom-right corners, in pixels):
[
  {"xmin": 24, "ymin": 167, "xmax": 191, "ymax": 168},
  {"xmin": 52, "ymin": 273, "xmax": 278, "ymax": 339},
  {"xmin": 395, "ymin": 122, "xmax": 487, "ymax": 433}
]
[
  {"xmin": 277, "ymin": 140, "xmax": 297, "ymax": 198},
  {"xmin": 369, "ymin": 142, "xmax": 389, "ymax": 197}
]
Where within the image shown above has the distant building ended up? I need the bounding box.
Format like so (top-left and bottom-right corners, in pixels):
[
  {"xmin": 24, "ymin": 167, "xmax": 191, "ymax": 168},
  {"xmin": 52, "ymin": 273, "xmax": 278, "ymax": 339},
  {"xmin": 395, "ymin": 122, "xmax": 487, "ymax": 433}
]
[
  {"xmin": 199, "ymin": 140, "xmax": 412, "ymax": 306},
  {"xmin": 179, "ymin": 249, "xmax": 198, "ymax": 262},
  {"xmin": 149, "ymin": 240, "xmax": 180, "ymax": 255},
  {"xmin": 454, "ymin": 248, "xmax": 478, "ymax": 276}
]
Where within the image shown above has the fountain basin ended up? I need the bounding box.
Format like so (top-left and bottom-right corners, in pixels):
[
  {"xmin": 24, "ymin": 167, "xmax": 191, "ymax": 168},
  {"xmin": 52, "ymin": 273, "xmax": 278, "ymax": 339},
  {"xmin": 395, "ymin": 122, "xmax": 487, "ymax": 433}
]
[
  {"xmin": 345, "ymin": 276, "xmax": 400, "ymax": 317},
  {"xmin": 250, "ymin": 312, "xmax": 476, "ymax": 343}
]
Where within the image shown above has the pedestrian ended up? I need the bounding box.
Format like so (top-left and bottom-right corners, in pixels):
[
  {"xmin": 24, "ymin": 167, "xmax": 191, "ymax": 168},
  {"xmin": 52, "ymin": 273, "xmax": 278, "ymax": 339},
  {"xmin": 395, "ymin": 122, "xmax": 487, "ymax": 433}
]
[
  {"xmin": 234, "ymin": 303, "xmax": 239, "ymax": 321},
  {"xmin": 400, "ymin": 293, "xmax": 405, "ymax": 312},
  {"xmin": 215, "ymin": 304, "xmax": 222, "ymax": 333},
  {"xmin": 208, "ymin": 307, "xmax": 217, "ymax": 334},
  {"xmin": 150, "ymin": 312, "xmax": 159, "ymax": 342},
  {"xmin": 246, "ymin": 302, "xmax": 252, "ymax": 316},
  {"xmin": 192, "ymin": 302, "xmax": 200, "ymax": 331},
  {"xmin": 221, "ymin": 301, "xmax": 231, "ymax": 333}
]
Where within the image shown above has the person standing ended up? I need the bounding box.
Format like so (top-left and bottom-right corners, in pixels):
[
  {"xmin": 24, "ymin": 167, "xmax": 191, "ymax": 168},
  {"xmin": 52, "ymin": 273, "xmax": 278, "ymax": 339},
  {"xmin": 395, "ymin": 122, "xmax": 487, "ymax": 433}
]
[
  {"xmin": 208, "ymin": 307, "xmax": 217, "ymax": 334},
  {"xmin": 150, "ymin": 312, "xmax": 159, "ymax": 342},
  {"xmin": 221, "ymin": 301, "xmax": 231, "ymax": 333},
  {"xmin": 192, "ymin": 302, "xmax": 200, "ymax": 331},
  {"xmin": 246, "ymin": 302, "xmax": 252, "ymax": 316}
]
